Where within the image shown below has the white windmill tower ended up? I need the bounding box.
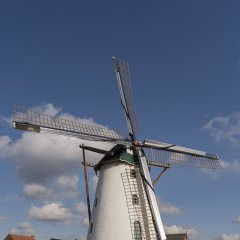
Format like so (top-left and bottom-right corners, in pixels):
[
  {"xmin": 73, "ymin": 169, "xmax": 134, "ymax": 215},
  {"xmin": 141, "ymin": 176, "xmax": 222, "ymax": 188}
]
[{"xmin": 13, "ymin": 57, "xmax": 221, "ymax": 240}]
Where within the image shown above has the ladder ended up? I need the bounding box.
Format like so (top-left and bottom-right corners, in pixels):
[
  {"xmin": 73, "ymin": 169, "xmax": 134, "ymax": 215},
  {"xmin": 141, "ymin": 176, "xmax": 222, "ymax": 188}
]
[{"xmin": 121, "ymin": 167, "xmax": 160, "ymax": 240}]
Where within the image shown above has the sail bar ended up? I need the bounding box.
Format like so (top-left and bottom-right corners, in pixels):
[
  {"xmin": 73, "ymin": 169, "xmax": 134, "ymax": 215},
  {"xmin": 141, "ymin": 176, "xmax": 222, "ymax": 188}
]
[
  {"xmin": 13, "ymin": 106, "xmax": 130, "ymax": 143},
  {"xmin": 143, "ymin": 139, "xmax": 221, "ymax": 169},
  {"xmin": 112, "ymin": 57, "xmax": 139, "ymax": 139},
  {"xmin": 143, "ymin": 139, "xmax": 218, "ymax": 159}
]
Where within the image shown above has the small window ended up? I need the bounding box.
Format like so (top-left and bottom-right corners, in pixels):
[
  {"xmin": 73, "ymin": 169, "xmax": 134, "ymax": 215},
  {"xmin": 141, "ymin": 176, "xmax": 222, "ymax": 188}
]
[
  {"xmin": 134, "ymin": 221, "xmax": 142, "ymax": 240},
  {"xmin": 132, "ymin": 194, "xmax": 139, "ymax": 205},
  {"xmin": 130, "ymin": 169, "xmax": 137, "ymax": 178},
  {"xmin": 94, "ymin": 198, "xmax": 98, "ymax": 207},
  {"xmin": 89, "ymin": 223, "xmax": 93, "ymax": 233}
]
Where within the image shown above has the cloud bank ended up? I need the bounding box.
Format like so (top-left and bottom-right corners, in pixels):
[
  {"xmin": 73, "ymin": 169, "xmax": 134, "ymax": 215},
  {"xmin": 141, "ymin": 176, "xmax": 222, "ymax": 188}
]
[
  {"xmin": 27, "ymin": 201, "xmax": 88, "ymax": 227},
  {"xmin": 164, "ymin": 224, "xmax": 198, "ymax": 239},
  {"xmin": 216, "ymin": 234, "xmax": 240, "ymax": 240},
  {"xmin": 0, "ymin": 103, "xmax": 113, "ymax": 185},
  {"xmin": 28, "ymin": 202, "xmax": 73, "ymax": 224},
  {"xmin": 157, "ymin": 197, "xmax": 181, "ymax": 215},
  {"xmin": 203, "ymin": 112, "xmax": 240, "ymax": 146},
  {"xmin": 233, "ymin": 216, "xmax": 240, "ymax": 224},
  {"xmin": 11, "ymin": 222, "xmax": 35, "ymax": 236}
]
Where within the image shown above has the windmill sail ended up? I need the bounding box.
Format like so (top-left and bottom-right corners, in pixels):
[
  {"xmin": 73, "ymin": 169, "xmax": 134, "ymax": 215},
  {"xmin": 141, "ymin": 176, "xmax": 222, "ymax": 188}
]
[
  {"xmin": 136, "ymin": 149, "xmax": 167, "ymax": 240},
  {"xmin": 113, "ymin": 58, "xmax": 166, "ymax": 239},
  {"xmin": 143, "ymin": 139, "xmax": 221, "ymax": 169},
  {"xmin": 112, "ymin": 57, "xmax": 139, "ymax": 139},
  {"xmin": 13, "ymin": 106, "xmax": 129, "ymax": 144}
]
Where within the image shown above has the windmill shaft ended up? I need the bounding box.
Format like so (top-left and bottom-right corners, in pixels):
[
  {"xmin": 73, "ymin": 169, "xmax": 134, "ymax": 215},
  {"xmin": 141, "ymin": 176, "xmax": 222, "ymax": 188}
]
[{"xmin": 82, "ymin": 146, "xmax": 92, "ymax": 223}]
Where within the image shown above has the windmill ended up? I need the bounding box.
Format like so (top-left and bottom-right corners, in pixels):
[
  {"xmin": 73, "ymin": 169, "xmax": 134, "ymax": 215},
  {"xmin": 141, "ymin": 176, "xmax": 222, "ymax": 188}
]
[{"xmin": 12, "ymin": 57, "xmax": 221, "ymax": 240}]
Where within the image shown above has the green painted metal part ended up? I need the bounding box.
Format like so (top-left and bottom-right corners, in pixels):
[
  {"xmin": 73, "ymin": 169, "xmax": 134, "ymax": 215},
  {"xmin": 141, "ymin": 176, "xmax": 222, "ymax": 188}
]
[
  {"xmin": 94, "ymin": 146, "xmax": 146, "ymax": 172},
  {"xmin": 119, "ymin": 150, "xmax": 139, "ymax": 165}
]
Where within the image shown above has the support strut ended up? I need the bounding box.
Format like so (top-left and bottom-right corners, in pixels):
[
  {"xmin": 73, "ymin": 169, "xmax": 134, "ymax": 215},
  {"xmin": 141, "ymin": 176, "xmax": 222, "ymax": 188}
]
[{"xmin": 80, "ymin": 144, "xmax": 92, "ymax": 223}]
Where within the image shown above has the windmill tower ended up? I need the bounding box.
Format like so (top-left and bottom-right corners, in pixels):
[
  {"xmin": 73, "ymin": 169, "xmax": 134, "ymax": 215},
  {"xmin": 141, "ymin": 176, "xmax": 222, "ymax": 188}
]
[{"xmin": 13, "ymin": 57, "xmax": 221, "ymax": 240}]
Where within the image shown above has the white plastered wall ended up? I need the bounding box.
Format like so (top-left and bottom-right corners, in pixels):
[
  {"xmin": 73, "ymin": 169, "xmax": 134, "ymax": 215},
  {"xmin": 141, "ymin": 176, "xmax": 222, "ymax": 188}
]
[{"xmin": 87, "ymin": 162, "xmax": 134, "ymax": 240}]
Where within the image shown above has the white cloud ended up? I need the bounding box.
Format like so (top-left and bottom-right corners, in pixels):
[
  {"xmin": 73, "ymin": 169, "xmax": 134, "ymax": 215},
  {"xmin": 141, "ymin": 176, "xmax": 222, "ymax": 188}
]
[
  {"xmin": 157, "ymin": 197, "xmax": 181, "ymax": 215},
  {"xmin": 59, "ymin": 189, "xmax": 79, "ymax": 200},
  {"xmin": 0, "ymin": 103, "xmax": 114, "ymax": 183},
  {"xmin": 28, "ymin": 202, "xmax": 73, "ymax": 224},
  {"xmin": 0, "ymin": 115, "xmax": 12, "ymax": 126},
  {"xmin": 11, "ymin": 132, "xmax": 83, "ymax": 182},
  {"xmin": 27, "ymin": 201, "xmax": 89, "ymax": 228},
  {"xmin": 233, "ymin": 216, "xmax": 240, "ymax": 224},
  {"xmin": 0, "ymin": 136, "xmax": 12, "ymax": 159},
  {"xmin": 203, "ymin": 112, "xmax": 240, "ymax": 146},
  {"xmin": 202, "ymin": 159, "xmax": 240, "ymax": 177},
  {"xmin": 0, "ymin": 216, "xmax": 7, "ymax": 222},
  {"xmin": 221, "ymin": 159, "xmax": 240, "ymax": 173},
  {"xmin": 81, "ymin": 216, "xmax": 89, "ymax": 228},
  {"xmin": 32, "ymin": 103, "xmax": 62, "ymax": 116},
  {"xmin": 72, "ymin": 202, "xmax": 89, "ymax": 228},
  {"xmin": 11, "ymin": 222, "xmax": 35, "ymax": 236},
  {"xmin": 21, "ymin": 174, "xmax": 82, "ymax": 201},
  {"xmin": 22, "ymin": 183, "xmax": 51, "ymax": 199},
  {"xmin": 216, "ymin": 234, "xmax": 240, "ymax": 240},
  {"xmin": 75, "ymin": 202, "xmax": 87, "ymax": 214},
  {"xmin": 57, "ymin": 175, "xmax": 79, "ymax": 190},
  {"xmin": 164, "ymin": 224, "xmax": 198, "ymax": 239},
  {"xmin": 55, "ymin": 175, "xmax": 80, "ymax": 199}
]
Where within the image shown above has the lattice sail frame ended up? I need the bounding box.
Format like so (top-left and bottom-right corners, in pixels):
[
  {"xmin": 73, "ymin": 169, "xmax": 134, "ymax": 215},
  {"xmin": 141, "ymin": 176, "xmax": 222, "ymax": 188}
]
[
  {"xmin": 143, "ymin": 138, "xmax": 221, "ymax": 169},
  {"xmin": 144, "ymin": 147, "xmax": 221, "ymax": 169},
  {"xmin": 13, "ymin": 106, "xmax": 221, "ymax": 169},
  {"xmin": 13, "ymin": 106, "xmax": 129, "ymax": 143},
  {"xmin": 113, "ymin": 57, "xmax": 139, "ymax": 137}
]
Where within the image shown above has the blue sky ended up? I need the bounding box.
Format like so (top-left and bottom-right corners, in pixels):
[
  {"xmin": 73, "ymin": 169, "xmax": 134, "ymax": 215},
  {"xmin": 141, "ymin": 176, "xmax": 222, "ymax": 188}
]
[{"xmin": 0, "ymin": 1, "xmax": 240, "ymax": 240}]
